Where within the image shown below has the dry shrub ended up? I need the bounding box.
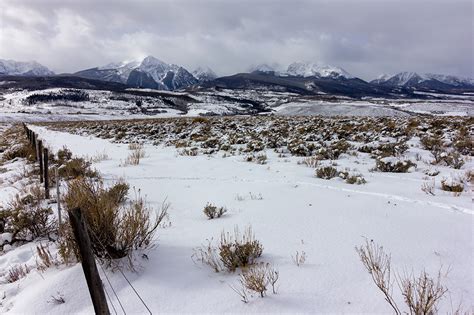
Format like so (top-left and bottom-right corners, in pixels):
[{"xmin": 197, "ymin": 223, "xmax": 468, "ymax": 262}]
[
  {"xmin": 453, "ymin": 126, "xmax": 473, "ymax": 156},
  {"xmin": 315, "ymin": 166, "xmax": 338, "ymax": 179},
  {"xmin": 2, "ymin": 142, "xmax": 36, "ymax": 162},
  {"xmin": 192, "ymin": 239, "xmax": 222, "ymax": 272},
  {"xmin": 179, "ymin": 147, "xmax": 199, "ymax": 156},
  {"xmin": 58, "ymin": 158, "xmax": 99, "ymax": 180},
  {"xmin": 339, "ymin": 170, "xmax": 366, "ymax": 185},
  {"xmin": 433, "ymin": 150, "xmax": 465, "ymax": 169},
  {"xmin": 356, "ymin": 239, "xmax": 449, "ymax": 315},
  {"xmin": 56, "ymin": 146, "xmax": 73, "ymax": 165},
  {"xmin": 374, "ymin": 158, "xmax": 416, "ymax": 173},
  {"xmin": 421, "ymin": 180, "xmax": 436, "ymax": 196},
  {"xmin": 1, "ymin": 125, "xmax": 36, "ymax": 163},
  {"xmin": 399, "ymin": 270, "xmax": 448, "ymax": 315},
  {"xmin": 61, "ymin": 178, "xmax": 168, "ymax": 266},
  {"xmin": 421, "ymin": 134, "xmax": 444, "ymax": 151},
  {"xmin": 6, "ymin": 264, "xmax": 30, "ymax": 283},
  {"xmin": 356, "ymin": 239, "xmax": 400, "ymax": 314},
  {"xmin": 203, "ymin": 203, "xmax": 227, "ymax": 219},
  {"xmin": 219, "ymin": 226, "xmax": 263, "ymax": 272},
  {"xmin": 230, "ymin": 262, "xmax": 279, "ymax": 303},
  {"xmin": 193, "ymin": 226, "xmax": 264, "ymax": 273},
  {"xmin": 440, "ymin": 178, "xmax": 464, "ymax": 196},
  {"xmin": 1, "ymin": 184, "xmax": 55, "ymax": 242}
]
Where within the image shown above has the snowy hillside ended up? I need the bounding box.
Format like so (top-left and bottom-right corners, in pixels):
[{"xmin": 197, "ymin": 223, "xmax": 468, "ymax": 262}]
[{"xmin": 0, "ymin": 59, "xmax": 54, "ymax": 76}]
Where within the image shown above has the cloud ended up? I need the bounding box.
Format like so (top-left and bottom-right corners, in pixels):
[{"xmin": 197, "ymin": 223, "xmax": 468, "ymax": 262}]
[{"xmin": 0, "ymin": 0, "xmax": 472, "ymax": 80}]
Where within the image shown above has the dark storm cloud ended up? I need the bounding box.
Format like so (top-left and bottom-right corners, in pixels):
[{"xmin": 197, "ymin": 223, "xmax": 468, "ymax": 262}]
[{"xmin": 0, "ymin": 0, "xmax": 472, "ymax": 80}]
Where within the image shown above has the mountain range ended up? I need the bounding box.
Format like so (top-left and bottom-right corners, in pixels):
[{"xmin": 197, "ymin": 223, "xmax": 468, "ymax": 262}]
[
  {"xmin": 1, "ymin": 57, "xmax": 473, "ymax": 96},
  {"xmin": 0, "ymin": 59, "xmax": 54, "ymax": 76}
]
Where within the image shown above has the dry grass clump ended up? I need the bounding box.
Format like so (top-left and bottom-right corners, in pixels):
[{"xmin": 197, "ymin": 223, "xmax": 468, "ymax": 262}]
[
  {"xmin": 6, "ymin": 264, "xmax": 30, "ymax": 283},
  {"xmin": 36, "ymin": 243, "xmax": 60, "ymax": 271},
  {"xmin": 124, "ymin": 143, "xmax": 146, "ymax": 166},
  {"xmin": 356, "ymin": 239, "xmax": 449, "ymax": 315},
  {"xmin": 230, "ymin": 262, "xmax": 279, "ymax": 303},
  {"xmin": 61, "ymin": 178, "xmax": 167, "ymax": 266},
  {"xmin": 300, "ymin": 156, "xmax": 320, "ymax": 168},
  {"xmin": 203, "ymin": 203, "xmax": 227, "ymax": 219},
  {"xmin": 315, "ymin": 166, "xmax": 338, "ymax": 179},
  {"xmin": 292, "ymin": 250, "xmax": 307, "ymax": 266}
]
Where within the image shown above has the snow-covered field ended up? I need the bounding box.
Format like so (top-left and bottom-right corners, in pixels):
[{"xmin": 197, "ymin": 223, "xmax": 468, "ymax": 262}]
[
  {"xmin": 0, "ymin": 117, "xmax": 472, "ymax": 314},
  {"xmin": 1, "ymin": 87, "xmax": 473, "ymax": 121}
]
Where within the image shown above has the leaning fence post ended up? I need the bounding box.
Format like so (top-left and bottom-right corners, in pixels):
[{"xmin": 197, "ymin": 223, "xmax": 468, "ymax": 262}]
[
  {"xmin": 38, "ymin": 140, "xmax": 44, "ymax": 183},
  {"xmin": 68, "ymin": 207, "xmax": 110, "ymax": 315},
  {"xmin": 43, "ymin": 147, "xmax": 49, "ymax": 199}
]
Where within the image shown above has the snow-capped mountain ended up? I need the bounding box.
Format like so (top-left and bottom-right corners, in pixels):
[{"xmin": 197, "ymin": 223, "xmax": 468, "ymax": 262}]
[
  {"xmin": 192, "ymin": 66, "xmax": 218, "ymax": 82},
  {"xmin": 371, "ymin": 74, "xmax": 392, "ymax": 84},
  {"xmin": 98, "ymin": 60, "xmax": 141, "ymax": 82},
  {"xmin": 249, "ymin": 64, "xmax": 277, "ymax": 74},
  {"xmin": 0, "ymin": 59, "xmax": 54, "ymax": 76},
  {"xmin": 371, "ymin": 72, "xmax": 474, "ymax": 90},
  {"xmin": 74, "ymin": 56, "xmax": 198, "ymax": 90},
  {"xmin": 424, "ymin": 73, "xmax": 474, "ymax": 87},
  {"xmin": 285, "ymin": 61, "xmax": 354, "ymax": 79}
]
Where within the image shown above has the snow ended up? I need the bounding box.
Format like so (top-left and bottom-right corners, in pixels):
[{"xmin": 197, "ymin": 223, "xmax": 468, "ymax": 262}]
[
  {"xmin": 192, "ymin": 66, "xmax": 218, "ymax": 82},
  {"xmin": 0, "ymin": 122, "xmax": 470, "ymax": 313},
  {"xmin": 373, "ymin": 72, "xmax": 474, "ymax": 87},
  {"xmin": 286, "ymin": 61, "xmax": 354, "ymax": 79},
  {"xmin": 0, "ymin": 59, "xmax": 54, "ymax": 76},
  {"xmin": 249, "ymin": 64, "xmax": 276, "ymax": 73}
]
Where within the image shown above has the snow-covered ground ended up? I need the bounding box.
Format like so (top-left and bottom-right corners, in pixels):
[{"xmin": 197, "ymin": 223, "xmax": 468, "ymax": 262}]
[
  {"xmin": 0, "ymin": 122, "xmax": 471, "ymax": 313},
  {"xmin": 1, "ymin": 87, "xmax": 473, "ymax": 121}
]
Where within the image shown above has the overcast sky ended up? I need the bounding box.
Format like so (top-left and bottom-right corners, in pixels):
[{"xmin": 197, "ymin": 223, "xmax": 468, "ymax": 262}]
[{"xmin": 0, "ymin": 0, "xmax": 472, "ymax": 80}]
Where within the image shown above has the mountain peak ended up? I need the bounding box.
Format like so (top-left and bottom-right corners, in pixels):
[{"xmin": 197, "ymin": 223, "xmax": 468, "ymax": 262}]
[
  {"xmin": 141, "ymin": 56, "xmax": 167, "ymax": 67},
  {"xmin": 371, "ymin": 71, "xmax": 474, "ymax": 88},
  {"xmin": 0, "ymin": 59, "xmax": 54, "ymax": 76},
  {"xmin": 249, "ymin": 64, "xmax": 276, "ymax": 74},
  {"xmin": 286, "ymin": 61, "xmax": 353, "ymax": 79},
  {"xmin": 193, "ymin": 66, "xmax": 217, "ymax": 82}
]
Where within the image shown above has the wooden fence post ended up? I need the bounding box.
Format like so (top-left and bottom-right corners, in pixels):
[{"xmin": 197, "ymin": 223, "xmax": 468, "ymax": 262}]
[
  {"xmin": 38, "ymin": 140, "xmax": 44, "ymax": 183},
  {"xmin": 43, "ymin": 147, "xmax": 49, "ymax": 199},
  {"xmin": 55, "ymin": 167, "xmax": 61, "ymax": 229},
  {"xmin": 68, "ymin": 207, "xmax": 110, "ymax": 315},
  {"xmin": 32, "ymin": 133, "xmax": 37, "ymax": 160}
]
